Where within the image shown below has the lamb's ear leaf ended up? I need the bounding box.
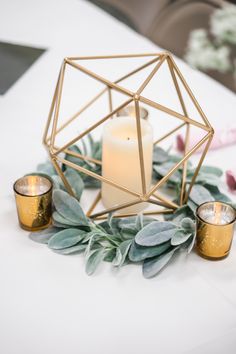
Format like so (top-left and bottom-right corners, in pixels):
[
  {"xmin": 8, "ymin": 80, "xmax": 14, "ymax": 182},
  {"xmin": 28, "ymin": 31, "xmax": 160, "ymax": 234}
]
[
  {"xmin": 143, "ymin": 247, "xmax": 179, "ymax": 278},
  {"xmin": 86, "ymin": 249, "xmax": 105, "ymax": 275},
  {"xmin": 64, "ymin": 168, "xmax": 84, "ymax": 200},
  {"xmin": 171, "ymin": 231, "xmax": 192, "ymax": 246},
  {"xmin": 135, "ymin": 222, "xmax": 177, "ymax": 246},
  {"xmin": 53, "ymin": 189, "xmax": 89, "ymax": 226},
  {"xmin": 129, "ymin": 241, "xmax": 171, "ymax": 262},
  {"xmin": 48, "ymin": 228, "xmax": 86, "ymax": 250},
  {"xmin": 29, "ymin": 227, "xmax": 60, "ymax": 244},
  {"xmin": 189, "ymin": 185, "xmax": 214, "ymax": 205}
]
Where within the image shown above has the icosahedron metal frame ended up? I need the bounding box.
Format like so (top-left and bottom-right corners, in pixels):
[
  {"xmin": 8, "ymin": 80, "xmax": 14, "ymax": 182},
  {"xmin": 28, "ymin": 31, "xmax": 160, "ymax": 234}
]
[{"xmin": 43, "ymin": 52, "xmax": 214, "ymax": 220}]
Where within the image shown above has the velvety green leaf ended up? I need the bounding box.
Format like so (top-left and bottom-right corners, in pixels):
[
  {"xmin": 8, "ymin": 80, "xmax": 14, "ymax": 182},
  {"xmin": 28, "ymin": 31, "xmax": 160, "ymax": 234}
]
[
  {"xmin": 196, "ymin": 174, "xmax": 221, "ymax": 187},
  {"xmin": 165, "ymin": 205, "xmax": 194, "ymax": 222},
  {"xmin": 120, "ymin": 229, "xmax": 136, "ymax": 240},
  {"xmin": 52, "ymin": 221, "xmax": 69, "ymax": 229},
  {"xmin": 37, "ymin": 161, "xmax": 56, "ymax": 176},
  {"xmin": 187, "ymin": 233, "xmax": 196, "ymax": 254},
  {"xmin": 51, "ymin": 175, "xmax": 64, "ymax": 190},
  {"xmin": 84, "ymin": 175, "xmax": 101, "ymax": 188},
  {"xmin": 129, "ymin": 241, "xmax": 171, "ymax": 262},
  {"xmin": 53, "ymin": 189, "xmax": 89, "ymax": 226},
  {"xmin": 65, "ymin": 168, "xmax": 84, "ymax": 200},
  {"xmin": 189, "ymin": 185, "xmax": 214, "ymax": 205},
  {"xmin": 203, "ymin": 184, "xmax": 232, "ymax": 203},
  {"xmin": 64, "ymin": 145, "xmax": 83, "ymax": 169},
  {"xmin": 82, "ymin": 230, "xmax": 101, "ymax": 244},
  {"xmin": 153, "ymin": 146, "xmax": 169, "ymax": 164},
  {"xmin": 97, "ymin": 220, "xmax": 112, "ymax": 234},
  {"xmin": 199, "ymin": 166, "xmax": 223, "ymax": 177},
  {"xmin": 48, "ymin": 228, "xmax": 86, "ymax": 250},
  {"xmin": 171, "ymin": 231, "xmax": 192, "ymax": 246},
  {"xmin": 153, "ymin": 163, "xmax": 181, "ymax": 184},
  {"xmin": 29, "ymin": 227, "xmax": 60, "ymax": 244},
  {"xmin": 187, "ymin": 200, "xmax": 198, "ymax": 213},
  {"xmin": 135, "ymin": 221, "xmax": 177, "ymax": 246},
  {"xmin": 112, "ymin": 240, "xmax": 132, "ymax": 267},
  {"xmin": 53, "ymin": 244, "xmax": 86, "ymax": 254},
  {"xmin": 118, "ymin": 216, "xmax": 137, "ymax": 234},
  {"xmin": 143, "ymin": 247, "xmax": 179, "ymax": 278},
  {"xmin": 86, "ymin": 249, "xmax": 105, "ymax": 275},
  {"xmin": 135, "ymin": 214, "xmax": 143, "ymax": 230},
  {"xmin": 52, "ymin": 211, "xmax": 81, "ymax": 227},
  {"xmin": 181, "ymin": 217, "xmax": 195, "ymax": 233},
  {"xmin": 104, "ymin": 248, "xmax": 116, "ymax": 262},
  {"xmin": 112, "ymin": 248, "xmax": 122, "ymax": 266}
]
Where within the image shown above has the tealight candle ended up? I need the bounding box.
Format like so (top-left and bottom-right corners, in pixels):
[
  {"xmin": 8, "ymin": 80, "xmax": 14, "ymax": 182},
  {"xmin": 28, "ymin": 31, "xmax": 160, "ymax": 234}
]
[
  {"xmin": 13, "ymin": 175, "xmax": 52, "ymax": 231},
  {"xmin": 196, "ymin": 201, "xmax": 236, "ymax": 260},
  {"xmin": 102, "ymin": 116, "xmax": 153, "ymax": 214}
]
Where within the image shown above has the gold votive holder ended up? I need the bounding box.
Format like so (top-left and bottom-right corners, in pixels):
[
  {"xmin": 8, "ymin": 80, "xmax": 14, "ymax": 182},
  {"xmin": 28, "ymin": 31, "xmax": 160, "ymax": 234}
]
[
  {"xmin": 117, "ymin": 104, "xmax": 149, "ymax": 120},
  {"xmin": 196, "ymin": 201, "xmax": 236, "ymax": 260},
  {"xmin": 13, "ymin": 175, "xmax": 53, "ymax": 231}
]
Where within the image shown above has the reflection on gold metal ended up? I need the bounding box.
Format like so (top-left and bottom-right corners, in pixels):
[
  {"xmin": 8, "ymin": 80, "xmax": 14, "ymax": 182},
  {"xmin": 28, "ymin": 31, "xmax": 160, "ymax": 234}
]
[
  {"xmin": 43, "ymin": 52, "xmax": 214, "ymax": 219},
  {"xmin": 196, "ymin": 202, "xmax": 236, "ymax": 260},
  {"xmin": 13, "ymin": 175, "xmax": 52, "ymax": 231}
]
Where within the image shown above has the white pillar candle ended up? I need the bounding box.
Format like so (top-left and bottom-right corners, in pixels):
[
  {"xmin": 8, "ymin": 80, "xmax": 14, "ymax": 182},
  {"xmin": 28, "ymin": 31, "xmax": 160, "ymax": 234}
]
[{"xmin": 102, "ymin": 116, "xmax": 153, "ymax": 214}]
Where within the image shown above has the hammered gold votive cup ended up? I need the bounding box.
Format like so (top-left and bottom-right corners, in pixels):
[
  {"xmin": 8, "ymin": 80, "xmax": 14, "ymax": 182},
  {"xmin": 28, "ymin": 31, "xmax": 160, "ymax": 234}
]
[
  {"xmin": 13, "ymin": 175, "xmax": 53, "ymax": 231},
  {"xmin": 196, "ymin": 201, "xmax": 236, "ymax": 260}
]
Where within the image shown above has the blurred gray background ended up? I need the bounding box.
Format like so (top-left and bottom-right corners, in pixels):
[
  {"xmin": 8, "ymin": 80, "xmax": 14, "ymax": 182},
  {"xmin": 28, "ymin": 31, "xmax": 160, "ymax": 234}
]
[{"xmin": 87, "ymin": 0, "xmax": 236, "ymax": 92}]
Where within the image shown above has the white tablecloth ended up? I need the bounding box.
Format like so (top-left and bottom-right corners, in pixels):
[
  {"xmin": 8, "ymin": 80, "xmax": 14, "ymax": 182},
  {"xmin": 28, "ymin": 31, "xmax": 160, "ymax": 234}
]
[{"xmin": 1, "ymin": 1, "xmax": 236, "ymax": 353}]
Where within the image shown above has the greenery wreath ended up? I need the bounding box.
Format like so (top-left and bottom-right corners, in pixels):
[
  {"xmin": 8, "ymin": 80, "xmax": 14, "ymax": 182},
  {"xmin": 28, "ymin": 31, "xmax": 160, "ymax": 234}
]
[{"xmin": 29, "ymin": 135, "xmax": 235, "ymax": 278}]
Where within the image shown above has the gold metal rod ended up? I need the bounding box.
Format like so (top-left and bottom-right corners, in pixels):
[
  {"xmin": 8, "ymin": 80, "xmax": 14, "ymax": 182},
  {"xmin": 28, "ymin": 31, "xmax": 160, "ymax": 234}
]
[
  {"xmin": 115, "ymin": 57, "xmax": 160, "ymax": 84},
  {"xmin": 47, "ymin": 87, "xmax": 107, "ymax": 143},
  {"xmin": 148, "ymin": 198, "xmax": 173, "ymax": 209},
  {"xmin": 136, "ymin": 55, "xmax": 166, "ymax": 95},
  {"xmin": 167, "ymin": 57, "xmax": 191, "ymax": 206},
  {"xmin": 147, "ymin": 132, "xmax": 211, "ymax": 197},
  {"xmin": 90, "ymin": 199, "xmax": 141, "ymax": 219},
  {"xmin": 50, "ymin": 155, "xmax": 75, "ymax": 197},
  {"xmin": 154, "ymin": 122, "xmax": 185, "ymax": 145},
  {"xmin": 66, "ymin": 59, "xmax": 134, "ymax": 98},
  {"xmin": 183, "ymin": 134, "xmax": 214, "ymax": 203},
  {"xmin": 67, "ymin": 53, "xmax": 162, "ymax": 61},
  {"xmin": 180, "ymin": 123, "xmax": 190, "ymax": 205},
  {"xmin": 169, "ymin": 55, "xmax": 212, "ymax": 128},
  {"xmin": 108, "ymin": 87, "xmax": 113, "ymax": 113},
  {"xmin": 134, "ymin": 99, "xmax": 146, "ymax": 195},
  {"xmin": 167, "ymin": 57, "xmax": 188, "ymax": 116},
  {"xmin": 152, "ymin": 192, "xmax": 179, "ymax": 209},
  {"xmin": 93, "ymin": 208, "xmax": 173, "ymax": 220},
  {"xmin": 86, "ymin": 190, "xmax": 101, "ymax": 217},
  {"xmin": 50, "ymin": 61, "xmax": 66, "ymax": 151},
  {"xmin": 57, "ymin": 156, "xmax": 141, "ymax": 198},
  {"xmin": 43, "ymin": 71, "xmax": 60, "ymax": 145},
  {"xmin": 54, "ymin": 98, "xmax": 133, "ymax": 155},
  {"xmin": 140, "ymin": 96, "xmax": 211, "ymax": 132},
  {"xmin": 53, "ymin": 145, "xmax": 102, "ymax": 165}
]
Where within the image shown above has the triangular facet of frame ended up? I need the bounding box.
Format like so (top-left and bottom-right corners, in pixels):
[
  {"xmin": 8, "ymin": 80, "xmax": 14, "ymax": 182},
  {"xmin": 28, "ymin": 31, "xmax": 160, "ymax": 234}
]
[
  {"xmin": 66, "ymin": 54, "xmax": 164, "ymax": 94},
  {"xmin": 168, "ymin": 56, "xmax": 212, "ymax": 128},
  {"xmin": 48, "ymin": 64, "xmax": 135, "ymax": 154},
  {"xmin": 139, "ymin": 54, "xmax": 211, "ymax": 130},
  {"xmin": 149, "ymin": 131, "xmax": 212, "ymax": 202}
]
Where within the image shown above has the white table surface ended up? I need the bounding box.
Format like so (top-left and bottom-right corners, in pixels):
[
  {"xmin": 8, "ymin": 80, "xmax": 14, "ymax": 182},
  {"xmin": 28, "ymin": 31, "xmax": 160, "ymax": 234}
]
[{"xmin": 1, "ymin": 1, "xmax": 236, "ymax": 353}]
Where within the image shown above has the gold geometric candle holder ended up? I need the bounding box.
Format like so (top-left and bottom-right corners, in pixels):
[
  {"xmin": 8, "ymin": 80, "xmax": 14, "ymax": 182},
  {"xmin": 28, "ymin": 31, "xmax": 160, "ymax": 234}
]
[{"xmin": 43, "ymin": 52, "xmax": 214, "ymax": 220}]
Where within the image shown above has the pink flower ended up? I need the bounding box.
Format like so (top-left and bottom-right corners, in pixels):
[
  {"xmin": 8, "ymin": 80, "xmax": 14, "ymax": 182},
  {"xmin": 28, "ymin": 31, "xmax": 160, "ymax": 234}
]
[
  {"xmin": 226, "ymin": 170, "xmax": 236, "ymax": 193},
  {"xmin": 176, "ymin": 134, "xmax": 185, "ymax": 152}
]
